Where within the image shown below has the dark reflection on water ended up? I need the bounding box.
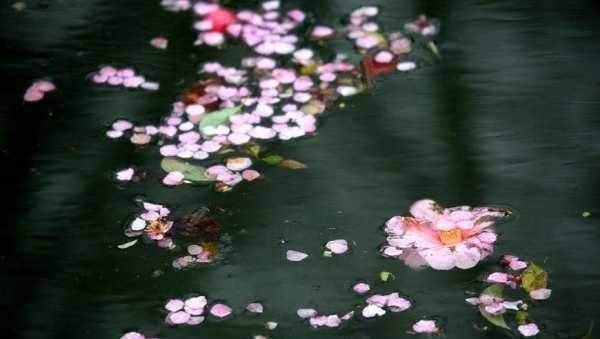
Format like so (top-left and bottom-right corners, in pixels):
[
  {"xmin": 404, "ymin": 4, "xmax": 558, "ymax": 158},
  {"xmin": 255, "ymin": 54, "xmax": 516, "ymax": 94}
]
[{"xmin": 2, "ymin": 0, "xmax": 600, "ymax": 338}]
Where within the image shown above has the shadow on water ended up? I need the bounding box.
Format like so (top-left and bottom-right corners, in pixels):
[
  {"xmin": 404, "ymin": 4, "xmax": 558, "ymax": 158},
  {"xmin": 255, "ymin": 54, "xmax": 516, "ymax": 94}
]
[{"xmin": 2, "ymin": 0, "xmax": 600, "ymax": 338}]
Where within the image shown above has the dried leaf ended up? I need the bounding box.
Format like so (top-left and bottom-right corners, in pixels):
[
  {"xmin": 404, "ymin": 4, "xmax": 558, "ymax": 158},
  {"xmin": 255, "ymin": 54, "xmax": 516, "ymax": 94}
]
[
  {"xmin": 521, "ymin": 263, "xmax": 548, "ymax": 293},
  {"xmin": 247, "ymin": 144, "xmax": 261, "ymax": 158},
  {"xmin": 279, "ymin": 159, "xmax": 306, "ymax": 169}
]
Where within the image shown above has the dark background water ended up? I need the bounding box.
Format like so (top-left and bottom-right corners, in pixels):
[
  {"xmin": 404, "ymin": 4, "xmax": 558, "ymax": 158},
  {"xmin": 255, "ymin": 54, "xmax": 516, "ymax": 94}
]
[{"xmin": 2, "ymin": 0, "xmax": 600, "ymax": 338}]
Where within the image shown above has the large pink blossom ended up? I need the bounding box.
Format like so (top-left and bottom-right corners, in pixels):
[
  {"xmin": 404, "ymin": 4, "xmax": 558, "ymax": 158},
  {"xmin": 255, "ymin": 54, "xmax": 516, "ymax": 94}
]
[{"xmin": 381, "ymin": 199, "xmax": 510, "ymax": 270}]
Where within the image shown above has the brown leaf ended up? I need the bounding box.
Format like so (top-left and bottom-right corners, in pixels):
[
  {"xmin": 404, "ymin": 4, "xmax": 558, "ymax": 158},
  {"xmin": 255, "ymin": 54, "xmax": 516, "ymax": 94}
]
[{"xmin": 279, "ymin": 159, "xmax": 307, "ymax": 169}]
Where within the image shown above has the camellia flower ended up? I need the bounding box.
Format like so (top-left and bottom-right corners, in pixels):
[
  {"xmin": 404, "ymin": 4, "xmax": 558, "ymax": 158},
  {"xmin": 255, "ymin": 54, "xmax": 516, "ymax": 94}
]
[{"xmin": 381, "ymin": 199, "xmax": 510, "ymax": 270}]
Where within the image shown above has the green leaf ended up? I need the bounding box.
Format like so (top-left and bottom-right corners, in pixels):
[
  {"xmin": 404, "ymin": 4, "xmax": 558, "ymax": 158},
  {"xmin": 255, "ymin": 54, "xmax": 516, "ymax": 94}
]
[
  {"xmin": 582, "ymin": 211, "xmax": 591, "ymax": 218},
  {"xmin": 197, "ymin": 105, "xmax": 242, "ymax": 134},
  {"xmin": 323, "ymin": 250, "xmax": 332, "ymax": 257},
  {"xmin": 581, "ymin": 321, "xmax": 594, "ymax": 339},
  {"xmin": 479, "ymin": 305, "xmax": 510, "ymax": 329},
  {"xmin": 247, "ymin": 144, "xmax": 261, "ymax": 158},
  {"xmin": 262, "ymin": 154, "xmax": 283, "ymax": 165},
  {"xmin": 160, "ymin": 158, "xmax": 215, "ymax": 182},
  {"xmin": 479, "ymin": 284, "xmax": 510, "ymax": 329},
  {"xmin": 515, "ymin": 311, "xmax": 529, "ymax": 326},
  {"xmin": 380, "ymin": 271, "xmax": 392, "ymax": 282},
  {"xmin": 482, "ymin": 284, "xmax": 504, "ymax": 298},
  {"xmin": 521, "ymin": 263, "xmax": 548, "ymax": 293}
]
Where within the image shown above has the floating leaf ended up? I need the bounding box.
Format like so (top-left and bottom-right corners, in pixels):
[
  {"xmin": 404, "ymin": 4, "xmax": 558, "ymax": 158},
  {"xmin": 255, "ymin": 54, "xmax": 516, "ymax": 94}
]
[
  {"xmin": 582, "ymin": 211, "xmax": 591, "ymax": 218},
  {"xmin": 479, "ymin": 284, "xmax": 510, "ymax": 329},
  {"xmin": 160, "ymin": 158, "xmax": 215, "ymax": 182},
  {"xmin": 279, "ymin": 159, "xmax": 306, "ymax": 169},
  {"xmin": 515, "ymin": 311, "xmax": 529, "ymax": 326},
  {"xmin": 247, "ymin": 144, "xmax": 261, "ymax": 158},
  {"xmin": 521, "ymin": 263, "xmax": 548, "ymax": 293},
  {"xmin": 479, "ymin": 305, "xmax": 510, "ymax": 329},
  {"xmin": 262, "ymin": 154, "xmax": 283, "ymax": 165},
  {"xmin": 13, "ymin": 2, "xmax": 26, "ymax": 11},
  {"xmin": 323, "ymin": 250, "xmax": 333, "ymax": 257},
  {"xmin": 428, "ymin": 41, "xmax": 441, "ymax": 58},
  {"xmin": 198, "ymin": 105, "xmax": 242, "ymax": 133},
  {"xmin": 482, "ymin": 284, "xmax": 504, "ymax": 298},
  {"xmin": 581, "ymin": 321, "xmax": 594, "ymax": 339},
  {"xmin": 380, "ymin": 271, "xmax": 392, "ymax": 282},
  {"xmin": 117, "ymin": 239, "xmax": 138, "ymax": 249}
]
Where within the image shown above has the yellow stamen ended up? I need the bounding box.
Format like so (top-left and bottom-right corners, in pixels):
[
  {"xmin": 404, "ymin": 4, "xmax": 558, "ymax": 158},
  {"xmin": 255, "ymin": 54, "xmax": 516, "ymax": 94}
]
[{"xmin": 438, "ymin": 228, "xmax": 463, "ymax": 246}]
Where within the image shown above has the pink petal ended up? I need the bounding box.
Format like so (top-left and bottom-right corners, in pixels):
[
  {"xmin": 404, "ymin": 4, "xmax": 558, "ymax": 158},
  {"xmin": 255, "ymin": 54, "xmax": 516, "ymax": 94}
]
[
  {"xmin": 518, "ymin": 323, "xmax": 540, "ymax": 337},
  {"xmin": 165, "ymin": 299, "xmax": 184, "ymax": 312},
  {"xmin": 325, "ymin": 239, "xmax": 348, "ymax": 254},
  {"xmin": 246, "ymin": 302, "xmax": 264, "ymax": 313},
  {"xmin": 412, "ymin": 320, "xmax": 438, "ymax": 333},
  {"xmin": 168, "ymin": 311, "xmax": 191, "ymax": 325},
  {"xmin": 163, "ymin": 171, "xmax": 185, "ymax": 186},
  {"xmin": 286, "ymin": 250, "xmax": 308, "ymax": 262},
  {"xmin": 352, "ymin": 282, "xmax": 370, "ymax": 294},
  {"xmin": 210, "ymin": 303, "xmax": 232, "ymax": 318}
]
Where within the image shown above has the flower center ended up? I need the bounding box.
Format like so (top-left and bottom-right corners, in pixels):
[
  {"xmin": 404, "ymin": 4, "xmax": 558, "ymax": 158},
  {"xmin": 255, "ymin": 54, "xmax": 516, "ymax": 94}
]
[{"xmin": 437, "ymin": 228, "xmax": 463, "ymax": 246}]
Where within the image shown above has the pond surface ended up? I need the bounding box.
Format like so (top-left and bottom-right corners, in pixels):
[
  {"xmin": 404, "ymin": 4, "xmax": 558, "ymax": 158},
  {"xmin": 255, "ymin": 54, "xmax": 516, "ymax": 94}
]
[{"xmin": 2, "ymin": 0, "xmax": 600, "ymax": 338}]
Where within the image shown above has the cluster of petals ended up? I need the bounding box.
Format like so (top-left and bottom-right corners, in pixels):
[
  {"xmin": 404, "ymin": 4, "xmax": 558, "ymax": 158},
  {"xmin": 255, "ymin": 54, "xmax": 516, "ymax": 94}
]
[
  {"xmin": 172, "ymin": 244, "xmax": 214, "ymax": 269},
  {"xmin": 164, "ymin": 295, "xmax": 234, "ymax": 326},
  {"xmin": 204, "ymin": 157, "xmax": 260, "ymax": 189},
  {"xmin": 466, "ymin": 295, "xmax": 522, "ymax": 315},
  {"xmin": 404, "ymin": 15, "xmax": 438, "ymax": 36},
  {"xmin": 381, "ymin": 199, "xmax": 510, "ymax": 270},
  {"xmin": 486, "ymin": 272, "xmax": 520, "ymax": 288},
  {"xmin": 362, "ymin": 292, "xmax": 411, "ymax": 318},
  {"xmin": 24, "ymin": 80, "xmax": 55, "ymax": 102},
  {"xmin": 91, "ymin": 65, "xmax": 159, "ymax": 91},
  {"xmin": 126, "ymin": 202, "xmax": 173, "ymax": 246},
  {"xmin": 501, "ymin": 255, "xmax": 529, "ymax": 270},
  {"xmin": 107, "ymin": 3, "xmax": 436, "ymax": 193}
]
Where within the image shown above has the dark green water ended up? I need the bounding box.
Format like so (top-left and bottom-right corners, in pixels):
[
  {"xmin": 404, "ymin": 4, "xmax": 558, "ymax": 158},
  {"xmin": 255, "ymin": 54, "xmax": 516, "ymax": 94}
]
[{"xmin": 2, "ymin": 1, "xmax": 600, "ymax": 338}]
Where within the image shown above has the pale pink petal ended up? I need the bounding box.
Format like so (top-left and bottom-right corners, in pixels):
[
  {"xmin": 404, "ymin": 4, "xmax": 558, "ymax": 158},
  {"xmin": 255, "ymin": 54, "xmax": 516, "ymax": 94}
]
[
  {"xmin": 352, "ymin": 282, "xmax": 370, "ymax": 294},
  {"xmin": 165, "ymin": 299, "xmax": 184, "ymax": 312},
  {"xmin": 325, "ymin": 239, "xmax": 348, "ymax": 254},
  {"xmin": 412, "ymin": 320, "xmax": 438, "ymax": 333},
  {"xmin": 297, "ymin": 308, "xmax": 317, "ymax": 318},
  {"xmin": 246, "ymin": 302, "xmax": 264, "ymax": 313},
  {"xmin": 210, "ymin": 303, "xmax": 232, "ymax": 318},
  {"xmin": 518, "ymin": 323, "xmax": 540, "ymax": 337},
  {"xmin": 242, "ymin": 169, "xmax": 260, "ymax": 181},
  {"xmin": 163, "ymin": 171, "xmax": 185, "ymax": 186},
  {"xmin": 409, "ymin": 199, "xmax": 441, "ymax": 222},
  {"xmin": 362, "ymin": 304, "xmax": 386, "ymax": 318},
  {"xmin": 168, "ymin": 311, "xmax": 191, "ymax": 325},
  {"xmin": 286, "ymin": 250, "xmax": 308, "ymax": 262},
  {"xmin": 529, "ymin": 289, "xmax": 552, "ymax": 300}
]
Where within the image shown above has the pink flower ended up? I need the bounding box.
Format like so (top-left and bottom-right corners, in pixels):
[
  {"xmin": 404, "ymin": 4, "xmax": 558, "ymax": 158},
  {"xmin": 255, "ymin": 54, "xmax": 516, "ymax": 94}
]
[
  {"xmin": 381, "ymin": 199, "xmax": 510, "ymax": 270},
  {"xmin": 242, "ymin": 169, "xmax": 260, "ymax": 181},
  {"xmin": 405, "ymin": 15, "xmax": 437, "ymax": 36}
]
